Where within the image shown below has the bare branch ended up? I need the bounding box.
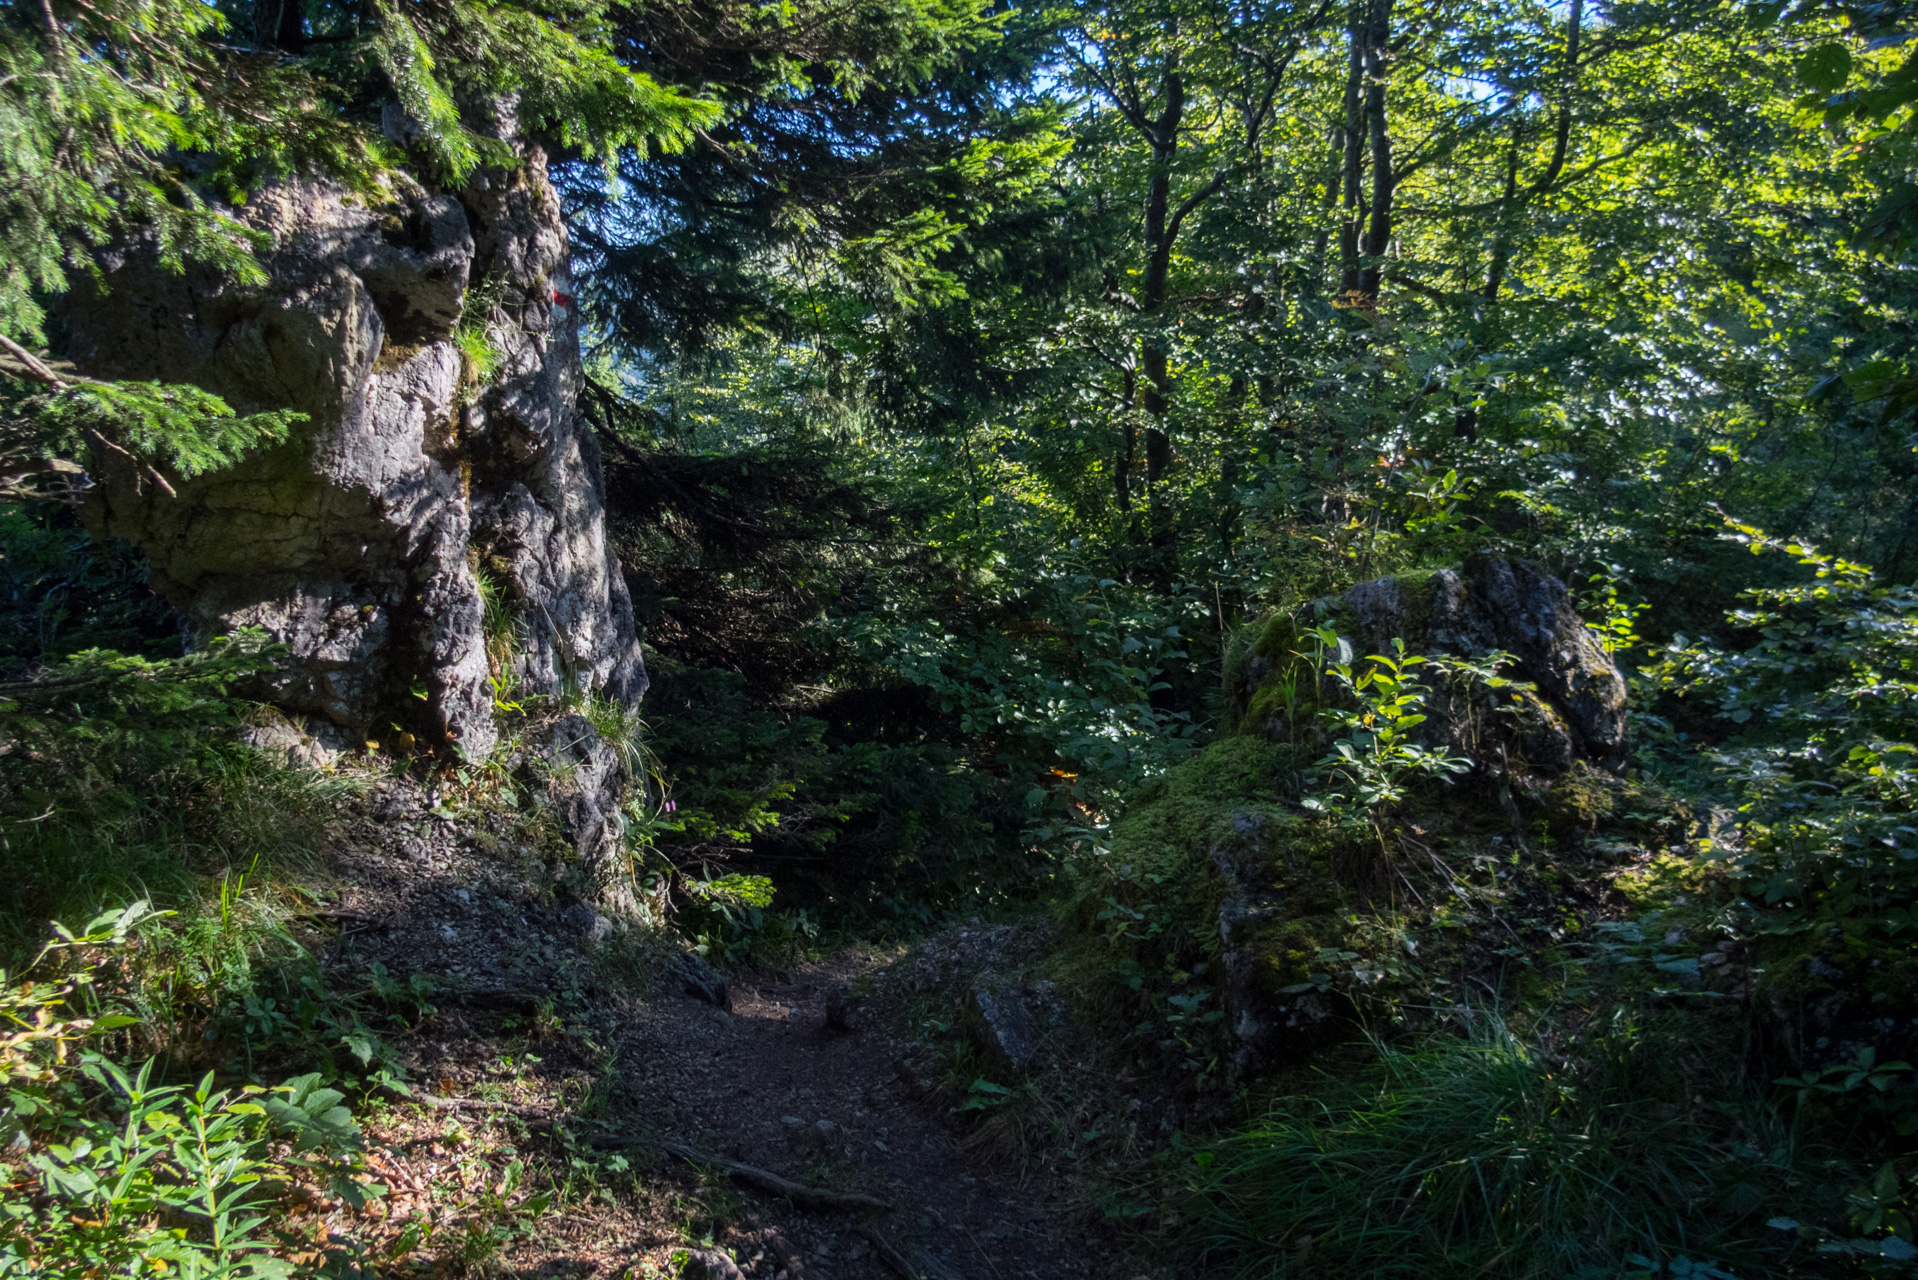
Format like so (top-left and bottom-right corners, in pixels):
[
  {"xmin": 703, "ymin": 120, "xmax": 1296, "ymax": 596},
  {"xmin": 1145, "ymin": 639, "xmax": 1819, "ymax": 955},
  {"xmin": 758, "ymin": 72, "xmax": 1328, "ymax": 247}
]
[
  {"xmin": 0, "ymin": 334, "xmax": 66, "ymax": 389},
  {"xmin": 1065, "ymin": 42, "xmax": 1156, "ymax": 139}
]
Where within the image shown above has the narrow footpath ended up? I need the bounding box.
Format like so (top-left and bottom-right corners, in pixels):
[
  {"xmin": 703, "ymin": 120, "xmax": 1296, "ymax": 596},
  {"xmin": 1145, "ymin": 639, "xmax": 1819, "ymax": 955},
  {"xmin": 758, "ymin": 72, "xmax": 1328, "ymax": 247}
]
[
  {"xmin": 611, "ymin": 952, "xmax": 1126, "ymax": 1280},
  {"xmin": 325, "ymin": 778, "xmax": 1133, "ymax": 1280}
]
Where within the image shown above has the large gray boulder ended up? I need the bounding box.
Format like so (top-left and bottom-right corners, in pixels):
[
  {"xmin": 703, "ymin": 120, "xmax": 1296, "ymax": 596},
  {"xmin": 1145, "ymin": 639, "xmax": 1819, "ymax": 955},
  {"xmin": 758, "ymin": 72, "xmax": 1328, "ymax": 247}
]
[
  {"xmin": 64, "ymin": 124, "xmax": 643, "ymax": 757},
  {"xmin": 1227, "ymin": 555, "xmax": 1627, "ymax": 772}
]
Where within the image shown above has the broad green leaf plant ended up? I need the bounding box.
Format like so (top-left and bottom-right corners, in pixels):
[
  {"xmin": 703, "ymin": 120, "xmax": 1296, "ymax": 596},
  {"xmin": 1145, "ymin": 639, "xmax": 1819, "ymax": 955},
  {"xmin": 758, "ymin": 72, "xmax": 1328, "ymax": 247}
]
[
  {"xmin": 1, "ymin": 904, "xmax": 376, "ymax": 1278},
  {"xmin": 1647, "ymin": 515, "xmax": 1918, "ymax": 941},
  {"xmin": 1300, "ymin": 630, "xmax": 1474, "ymax": 844}
]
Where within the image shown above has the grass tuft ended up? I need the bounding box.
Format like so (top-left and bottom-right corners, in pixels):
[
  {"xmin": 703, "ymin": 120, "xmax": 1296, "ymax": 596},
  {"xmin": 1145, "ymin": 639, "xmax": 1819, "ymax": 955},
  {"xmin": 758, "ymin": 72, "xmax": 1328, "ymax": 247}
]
[{"xmin": 1169, "ymin": 1010, "xmax": 1807, "ymax": 1280}]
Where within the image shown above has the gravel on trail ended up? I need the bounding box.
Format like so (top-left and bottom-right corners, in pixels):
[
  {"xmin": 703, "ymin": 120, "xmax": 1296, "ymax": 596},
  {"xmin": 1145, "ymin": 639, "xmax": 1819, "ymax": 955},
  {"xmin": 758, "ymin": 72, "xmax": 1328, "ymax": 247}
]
[{"xmin": 615, "ymin": 951, "xmax": 1128, "ymax": 1280}]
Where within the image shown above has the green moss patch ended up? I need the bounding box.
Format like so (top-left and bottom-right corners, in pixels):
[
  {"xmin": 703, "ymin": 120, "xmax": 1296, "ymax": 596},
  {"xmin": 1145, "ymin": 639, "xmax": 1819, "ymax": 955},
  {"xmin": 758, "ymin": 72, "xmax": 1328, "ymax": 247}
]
[
  {"xmin": 1239, "ymin": 912, "xmax": 1349, "ymax": 998},
  {"xmin": 1077, "ymin": 736, "xmax": 1339, "ymax": 979}
]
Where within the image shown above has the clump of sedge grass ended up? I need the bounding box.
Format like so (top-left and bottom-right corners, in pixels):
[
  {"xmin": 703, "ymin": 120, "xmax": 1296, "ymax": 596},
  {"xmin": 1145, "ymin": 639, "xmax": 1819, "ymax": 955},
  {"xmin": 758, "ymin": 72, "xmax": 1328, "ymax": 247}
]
[{"xmin": 1169, "ymin": 1010, "xmax": 1809, "ymax": 1280}]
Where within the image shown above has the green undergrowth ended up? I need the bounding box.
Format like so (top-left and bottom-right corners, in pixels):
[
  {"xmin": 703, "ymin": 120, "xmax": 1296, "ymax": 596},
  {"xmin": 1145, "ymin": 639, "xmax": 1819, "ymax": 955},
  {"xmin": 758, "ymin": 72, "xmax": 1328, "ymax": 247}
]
[
  {"xmin": 1, "ymin": 904, "xmax": 384, "ymax": 1277},
  {"xmin": 634, "ymin": 649, "xmax": 1033, "ymax": 958},
  {"xmin": 1003, "ymin": 535, "xmax": 1918, "ymax": 1279},
  {"xmin": 1055, "ymin": 725, "xmax": 1680, "ymax": 1084},
  {"xmin": 1064, "ymin": 778, "xmax": 1913, "ymax": 1280},
  {"xmin": 1165, "ymin": 1007, "xmax": 1826, "ymax": 1280},
  {"xmin": 0, "ymin": 506, "xmax": 182, "ymax": 679},
  {"xmin": 0, "ymin": 731, "xmax": 348, "ymax": 967},
  {"xmin": 0, "ymin": 600, "xmax": 413, "ymax": 1086},
  {"xmin": 0, "ymin": 562, "xmax": 696, "ymax": 1275}
]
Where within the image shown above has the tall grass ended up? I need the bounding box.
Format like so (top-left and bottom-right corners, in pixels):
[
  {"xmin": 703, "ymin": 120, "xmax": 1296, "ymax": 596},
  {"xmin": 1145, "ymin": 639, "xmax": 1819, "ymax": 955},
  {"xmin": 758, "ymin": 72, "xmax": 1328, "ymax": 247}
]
[
  {"xmin": 0, "ymin": 738, "xmax": 346, "ymax": 963},
  {"xmin": 1171, "ymin": 1011, "xmax": 1804, "ymax": 1280},
  {"xmin": 0, "ymin": 679, "xmax": 367, "ymax": 1079}
]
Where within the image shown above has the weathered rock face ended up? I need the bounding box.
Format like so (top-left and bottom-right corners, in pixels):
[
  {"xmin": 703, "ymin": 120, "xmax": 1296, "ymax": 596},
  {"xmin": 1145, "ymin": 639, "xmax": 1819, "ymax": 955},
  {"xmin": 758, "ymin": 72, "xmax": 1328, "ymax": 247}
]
[
  {"xmin": 1210, "ymin": 809, "xmax": 1345, "ymax": 1081},
  {"xmin": 64, "ymin": 134, "xmax": 644, "ymax": 757},
  {"xmin": 538, "ymin": 712, "xmax": 626, "ymax": 884},
  {"xmin": 963, "ymin": 975, "xmax": 1068, "ymax": 1073},
  {"xmin": 1228, "ymin": 555, "xmax": 1627, "ymax": 772}
]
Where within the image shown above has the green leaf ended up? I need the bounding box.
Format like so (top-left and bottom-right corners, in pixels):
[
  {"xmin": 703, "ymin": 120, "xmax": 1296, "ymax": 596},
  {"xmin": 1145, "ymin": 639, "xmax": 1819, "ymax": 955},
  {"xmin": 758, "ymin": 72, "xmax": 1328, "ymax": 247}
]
[{"xmin": 1796, "ymin": 43, "xmax": 1852, "ymax": 93}]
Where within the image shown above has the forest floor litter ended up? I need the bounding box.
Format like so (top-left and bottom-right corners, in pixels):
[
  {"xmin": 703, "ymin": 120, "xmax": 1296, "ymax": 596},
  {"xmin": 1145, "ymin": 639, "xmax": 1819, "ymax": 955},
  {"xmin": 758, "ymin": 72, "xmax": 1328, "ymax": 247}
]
[{"xmin": 312, "ymin": 779, "xmax": 1133, "ymax": 1280}]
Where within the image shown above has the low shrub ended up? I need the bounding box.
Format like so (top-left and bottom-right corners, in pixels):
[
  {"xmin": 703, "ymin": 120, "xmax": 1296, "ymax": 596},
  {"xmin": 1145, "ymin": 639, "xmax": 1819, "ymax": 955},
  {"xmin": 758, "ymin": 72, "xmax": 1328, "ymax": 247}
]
[{"xmin": 1, "ymin": 904, "xmax": 378, "ymax": 1278}]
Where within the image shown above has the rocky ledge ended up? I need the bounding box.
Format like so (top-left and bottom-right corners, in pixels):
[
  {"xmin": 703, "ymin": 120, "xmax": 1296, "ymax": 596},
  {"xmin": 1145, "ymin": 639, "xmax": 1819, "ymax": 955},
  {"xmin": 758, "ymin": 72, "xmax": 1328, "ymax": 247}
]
[{"xmin": 64, "ymin": 109, "xmax": 643, "ymax": 759}]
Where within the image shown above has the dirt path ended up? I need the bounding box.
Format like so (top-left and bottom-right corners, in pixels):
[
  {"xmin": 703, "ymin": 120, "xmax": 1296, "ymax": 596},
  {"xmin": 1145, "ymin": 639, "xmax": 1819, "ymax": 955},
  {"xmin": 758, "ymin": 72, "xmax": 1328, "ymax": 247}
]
[
  {"xmin": 320, "ymin": 779, "xmax": 1130, "ymax": 1279},
  {"xmin": 614, "ymin": 952, "xmax": 1127, "ymax": 1280}
]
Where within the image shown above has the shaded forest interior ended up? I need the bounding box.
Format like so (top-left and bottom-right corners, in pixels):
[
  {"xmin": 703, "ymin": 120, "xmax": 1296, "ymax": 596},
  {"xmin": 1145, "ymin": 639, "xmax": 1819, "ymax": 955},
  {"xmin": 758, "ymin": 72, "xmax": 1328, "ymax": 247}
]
[{"xmin": 5, "ymin": 0, "xmax": 1918, "ymax": 1274}]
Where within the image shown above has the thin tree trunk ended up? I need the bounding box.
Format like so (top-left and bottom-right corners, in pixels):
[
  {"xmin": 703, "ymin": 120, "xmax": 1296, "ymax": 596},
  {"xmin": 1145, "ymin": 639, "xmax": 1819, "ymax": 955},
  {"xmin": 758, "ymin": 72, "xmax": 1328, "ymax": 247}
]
[
  {"xmin": 1313, "ymin": 125, "xmax": 1343, "ymax": 295},
  {"xmin": 263, "ymin": 0, "xmax": 306, "ymax": 52},
  {"xmin": 1136, "ymin": 44, "xmax": 1188, "ymax": 582},
  {"xmin": 1483, "ymin": 0, "xmax": 1581, "ymax": 303},
  {"xmin": 1338, "ymin": 8, "xmax": 1365, "ymax": 298},
  {"xmin": 1357, "ymin": 0, "xmax": 1395, "ymax": 303},
  {"xmin": 1219, "ymin": 374, "xmax": 1247, "ymax": 563},
  {"xmin": 1140, "ymin": 59, "xmax": 1184, "ymax": 458},
  {"xmin": 1482, "ymin": 127, "xmax": 1521, "ymax": 302}
]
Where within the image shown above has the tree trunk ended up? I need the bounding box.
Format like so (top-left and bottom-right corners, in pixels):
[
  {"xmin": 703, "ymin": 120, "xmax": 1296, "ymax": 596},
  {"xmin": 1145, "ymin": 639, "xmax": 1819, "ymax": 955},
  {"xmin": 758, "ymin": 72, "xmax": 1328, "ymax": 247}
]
[
  {"xmin": 1313, "ymin": 124, "xmax": 1343, "ymax": 295},
  {"xmin": 1140, "ymin": 60, "xmax": 1184, "ymax": 484},
  {"xmin": 1219, "ymin": 374, "xmax": 1247, "ymax": 563},
  {"xmin": 1483, "ymin": 0, "xmax": 1582, "ymax": 303},
  {"xmin": 1338, "ymin": 9, "xmax": 1365, "ymax": 298},
  {"xmin": 1357, "ymin": 0, "xmax": 1395, "ymax": 303},
  {"xmin": 255, "ymin": 0, "xmax": 306, "ymax": 52},
  {"xmin": 1483, "ymin": 127, "xmax": 1521, "ymax": 302}
]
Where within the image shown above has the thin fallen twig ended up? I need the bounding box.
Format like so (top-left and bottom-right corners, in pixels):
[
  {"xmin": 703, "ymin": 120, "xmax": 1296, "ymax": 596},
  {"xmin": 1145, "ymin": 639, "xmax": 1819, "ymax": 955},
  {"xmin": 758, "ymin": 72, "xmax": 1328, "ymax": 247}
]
[
  {"xmin": 298, "ymin": 908, "xmax": 381, "ymax": 924},
  {"xmin": 854, "ymin": 1224, "xmax": 922, "ymax": 1280},
  {"xmin": 415, "ymin": 1094, "xmax": 522, "ymax": 1112},
  {"xmin": 965, "ymin": 1227, "xmax": 1004, "ymax": 1280},
  {"xmin": 616, "ymin": 1139, "xmax": 892, "ymax": 1212},
  {"xmin": 444, "ymin": 987, "xmax": 549, "ymax": 1012}
]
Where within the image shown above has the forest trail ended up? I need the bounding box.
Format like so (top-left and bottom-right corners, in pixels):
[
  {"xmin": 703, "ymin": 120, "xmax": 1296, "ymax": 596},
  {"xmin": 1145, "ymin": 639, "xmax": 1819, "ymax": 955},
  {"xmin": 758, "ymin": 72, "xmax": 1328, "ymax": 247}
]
[
  {"xmin": 612, "ymin": 951, "xmax": 1128, "ymax": 1280},
  {"xmin": 321, "ymin": 779, "xmax": 1131, "ymax": 1280}
]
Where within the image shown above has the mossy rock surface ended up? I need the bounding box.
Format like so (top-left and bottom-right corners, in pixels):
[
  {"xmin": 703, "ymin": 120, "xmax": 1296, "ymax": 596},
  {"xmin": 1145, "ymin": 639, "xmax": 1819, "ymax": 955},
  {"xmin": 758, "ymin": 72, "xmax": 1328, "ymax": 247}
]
[
  {"xmin": 1083, "ymin": 736, "xmax": 1354, "ymax": 1078},
  {"xmin": 1233, "ymin": 912, "xmax": 1344, "ymax": 999},
  {"xmin": 1093, "ymin": 736, "xmax": 1309, "ymax": 947}
]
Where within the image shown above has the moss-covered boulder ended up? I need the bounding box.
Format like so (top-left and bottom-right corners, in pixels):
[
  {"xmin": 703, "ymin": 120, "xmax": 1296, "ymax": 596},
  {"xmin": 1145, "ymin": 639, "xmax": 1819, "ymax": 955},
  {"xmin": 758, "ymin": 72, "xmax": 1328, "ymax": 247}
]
[
  {"xmin": 1225, "ymin": 555, "xmax": 1626, "ymax": 774},
  {"xmin": 1079, "ymin": 561, "xmax": 1632, "ymax": 1082},
  {"xmin": 1081, "ymin": 736, "xmax": 1352, "ymax": 1078},
  {"xmin": 1210, "ymin": 807, "xmax": 1351, "ymax": 1078}
]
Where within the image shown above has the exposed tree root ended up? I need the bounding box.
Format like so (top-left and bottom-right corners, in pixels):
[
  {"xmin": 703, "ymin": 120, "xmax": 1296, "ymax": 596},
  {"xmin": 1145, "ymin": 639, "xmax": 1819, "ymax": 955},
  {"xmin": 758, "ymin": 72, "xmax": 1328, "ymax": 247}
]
[{"xmin": 597, "ymin": 1137, "xmax": 896, "ymax": 1211}]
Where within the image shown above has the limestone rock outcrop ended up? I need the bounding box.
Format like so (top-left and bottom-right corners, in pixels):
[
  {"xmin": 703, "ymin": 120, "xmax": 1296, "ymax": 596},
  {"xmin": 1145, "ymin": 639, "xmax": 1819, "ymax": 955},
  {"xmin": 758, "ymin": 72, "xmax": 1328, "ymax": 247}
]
[
  {"xmin": 1227, "ymin": 555, "xmax": 1627, "ymax": 773},
  {"xmin": 537, "ymin": 713, "xmax": 629, "ymax": 898},
  {"xmin": 63, "ymin": 130, "xmax": 644, "ymax": 758}
]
